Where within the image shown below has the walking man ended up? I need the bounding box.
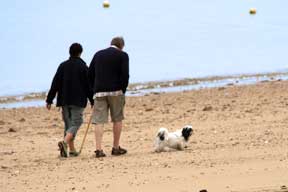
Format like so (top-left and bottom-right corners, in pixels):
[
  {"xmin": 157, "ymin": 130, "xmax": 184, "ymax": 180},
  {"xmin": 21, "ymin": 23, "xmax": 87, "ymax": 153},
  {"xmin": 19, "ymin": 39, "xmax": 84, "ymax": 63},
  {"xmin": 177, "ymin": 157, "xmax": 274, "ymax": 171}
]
[
  {"xmin": 46, "ymin": 43, "xmax": 94, "ymax": 157},
  {"xmin": 88, "ymin": 36, "xmax": 129, "ymax": 158}
]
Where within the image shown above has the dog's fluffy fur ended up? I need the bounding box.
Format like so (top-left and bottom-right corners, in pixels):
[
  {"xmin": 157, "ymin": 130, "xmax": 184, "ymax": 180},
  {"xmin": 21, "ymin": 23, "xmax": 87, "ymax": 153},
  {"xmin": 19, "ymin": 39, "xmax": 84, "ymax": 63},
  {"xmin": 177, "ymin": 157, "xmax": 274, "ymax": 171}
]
[{"xmin": 154, "ymin": 125, "xmax": 193, "ymax": 152}]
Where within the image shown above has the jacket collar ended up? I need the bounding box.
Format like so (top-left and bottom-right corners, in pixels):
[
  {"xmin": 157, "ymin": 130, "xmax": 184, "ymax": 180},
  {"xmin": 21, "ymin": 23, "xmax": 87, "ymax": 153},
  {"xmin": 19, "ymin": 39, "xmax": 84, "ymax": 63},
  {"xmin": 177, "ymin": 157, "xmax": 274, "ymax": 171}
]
[
  {"xmin": 110, "ymin": 45, "xmax": 120, "ymax": 50},
  {"xmin": 69, "ymin": 56, "xmax": 85, "ymax": 63},
  {"xmin": 69, "ymin": 56, "xmax": 80, "ymax": 59}
]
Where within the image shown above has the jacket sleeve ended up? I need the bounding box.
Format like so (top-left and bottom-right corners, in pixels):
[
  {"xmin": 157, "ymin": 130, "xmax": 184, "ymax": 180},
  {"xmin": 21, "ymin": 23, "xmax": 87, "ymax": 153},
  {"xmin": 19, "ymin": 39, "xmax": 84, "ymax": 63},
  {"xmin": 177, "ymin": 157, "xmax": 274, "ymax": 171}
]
[
  {"xmin": 121, "ymin": 52, "xmax": 129, "ymax": 94},
  {"xmin": 46, "ymin": 64, "xmax": 62, "ymax": 104},
  {"xmin": 88, "ymin": 56, "xmax": 96, "ymax": 93},
  {"xmin": 84, "ymin": 64, "xmax": 94, "ymax": 105}
]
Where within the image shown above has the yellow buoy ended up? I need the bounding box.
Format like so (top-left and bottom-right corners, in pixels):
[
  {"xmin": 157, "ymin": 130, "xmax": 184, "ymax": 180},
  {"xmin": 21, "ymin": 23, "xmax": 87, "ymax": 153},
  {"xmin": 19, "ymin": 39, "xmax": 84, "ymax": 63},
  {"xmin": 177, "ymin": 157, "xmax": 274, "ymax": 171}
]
[
  {"xmin": 103, "ymin": 0, "xmax": 110, "ymax": 8},
  {"xmin": 249, "ymin": 8, "xmax": 256, "ymax": 14}
]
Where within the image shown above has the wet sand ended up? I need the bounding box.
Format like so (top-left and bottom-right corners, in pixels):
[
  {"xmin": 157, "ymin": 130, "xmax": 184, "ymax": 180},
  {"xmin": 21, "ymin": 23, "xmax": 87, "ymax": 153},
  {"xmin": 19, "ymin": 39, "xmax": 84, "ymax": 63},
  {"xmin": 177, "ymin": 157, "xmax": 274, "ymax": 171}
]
[{"xmin": 1, "ymin": 80, "xmax": 288, "ymax": 192}]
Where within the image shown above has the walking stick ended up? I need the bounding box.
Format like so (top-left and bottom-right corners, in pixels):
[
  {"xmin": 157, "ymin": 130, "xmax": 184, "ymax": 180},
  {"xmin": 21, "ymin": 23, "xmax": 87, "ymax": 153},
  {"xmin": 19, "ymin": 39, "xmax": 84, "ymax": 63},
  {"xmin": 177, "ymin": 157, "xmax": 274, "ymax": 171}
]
[{"xmin": 79, "ymin": 109, "xmax": 94, "ymax": 155}]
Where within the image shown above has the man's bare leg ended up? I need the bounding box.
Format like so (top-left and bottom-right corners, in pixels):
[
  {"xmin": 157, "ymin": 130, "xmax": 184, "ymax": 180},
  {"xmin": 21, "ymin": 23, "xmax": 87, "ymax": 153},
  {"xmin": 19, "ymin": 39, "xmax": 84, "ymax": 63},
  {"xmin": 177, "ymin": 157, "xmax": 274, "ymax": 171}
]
[
  {"xmin": 68, "ymin": 141, "xmax": 76, "ymax": 152},
  {"xmin": 95, "ymin": 124, "xmax": 104, "ymax": 150},
  {"xmin": 58, "ymin": 132, "xmax": 73, "ymax": 157},
  {"xmin": 113, "ymin": 121, "xmax": 122, "ymax": 148},
  {"xmin": 64, "ymin": 132, "xmax": 74, "ymax": 151}
]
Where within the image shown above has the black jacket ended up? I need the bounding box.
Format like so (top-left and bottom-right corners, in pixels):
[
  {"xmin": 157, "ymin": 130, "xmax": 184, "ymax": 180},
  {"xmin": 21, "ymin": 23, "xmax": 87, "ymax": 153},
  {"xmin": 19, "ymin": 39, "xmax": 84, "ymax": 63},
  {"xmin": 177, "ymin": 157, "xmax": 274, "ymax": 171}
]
[
  {"xmin": 46, "ymin": 57, "xmax": 94, "ymax": 107},
  {"xmin": 88, "ymin": 47, "xmax": 129, "ymax": 94}
]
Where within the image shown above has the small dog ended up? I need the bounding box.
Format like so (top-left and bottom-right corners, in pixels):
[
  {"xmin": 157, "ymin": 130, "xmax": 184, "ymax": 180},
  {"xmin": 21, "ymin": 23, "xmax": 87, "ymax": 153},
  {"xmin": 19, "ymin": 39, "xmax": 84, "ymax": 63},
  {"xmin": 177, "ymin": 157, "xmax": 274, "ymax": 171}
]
[{"xmin": 154, "ymin": 125, "xmax": 193, "ymax": 152}]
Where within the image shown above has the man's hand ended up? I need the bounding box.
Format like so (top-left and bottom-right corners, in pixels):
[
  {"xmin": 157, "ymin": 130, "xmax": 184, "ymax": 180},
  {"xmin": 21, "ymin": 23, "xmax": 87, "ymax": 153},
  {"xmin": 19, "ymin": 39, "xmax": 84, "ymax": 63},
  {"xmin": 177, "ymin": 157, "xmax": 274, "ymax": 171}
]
[
  {"xmin": 46, "ymin": 103, "xmax": 52, "ymax": 110},
  {"xmin": 90, "ymin": 100, "xmax": 94, "ymax": 109}
]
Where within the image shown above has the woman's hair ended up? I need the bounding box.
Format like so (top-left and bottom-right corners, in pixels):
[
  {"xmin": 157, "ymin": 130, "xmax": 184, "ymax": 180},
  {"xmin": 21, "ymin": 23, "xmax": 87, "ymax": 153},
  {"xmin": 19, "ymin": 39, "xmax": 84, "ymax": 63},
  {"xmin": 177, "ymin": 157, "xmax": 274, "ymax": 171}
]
[{"xmin": 69, "ymin": 43, "xmax": 83, "ymax": 57}]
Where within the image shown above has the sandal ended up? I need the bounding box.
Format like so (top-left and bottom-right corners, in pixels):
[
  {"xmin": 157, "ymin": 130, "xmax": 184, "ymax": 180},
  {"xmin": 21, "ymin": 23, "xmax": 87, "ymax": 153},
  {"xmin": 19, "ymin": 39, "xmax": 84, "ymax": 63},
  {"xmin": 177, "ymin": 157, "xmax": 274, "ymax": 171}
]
[
  {"xmin": 111, "ymin": 146, "xmax": 127, "ymax": 156},
  {"xmin": 58, "ymin": 141, "xmax": 68, "ymax": 158},
  {"xmin": 95, "ymin": 150, "xmax": 106, "ymax": 158},
  {"xmin": 69, "ymin": 151, "xmax": 79, "ymax": 157}
]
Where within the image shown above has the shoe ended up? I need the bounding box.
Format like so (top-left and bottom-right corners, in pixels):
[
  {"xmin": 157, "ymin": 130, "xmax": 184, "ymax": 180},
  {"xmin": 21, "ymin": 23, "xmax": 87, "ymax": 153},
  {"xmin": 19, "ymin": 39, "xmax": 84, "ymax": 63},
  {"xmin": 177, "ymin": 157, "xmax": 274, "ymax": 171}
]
[
  {"xmin": 58, "ymin": 141, "xmax": 68, "ymax": 158},
  {"xmin": 69, "ymin": 151, "xmax": 79, "ymax": 157},
  {"xmin": 95, "ymin": 150, "xmax": 106, "ymax": 158},
  {"xmin": 111, "ymin": 146, "xmax": 127, "ymax": 156}
]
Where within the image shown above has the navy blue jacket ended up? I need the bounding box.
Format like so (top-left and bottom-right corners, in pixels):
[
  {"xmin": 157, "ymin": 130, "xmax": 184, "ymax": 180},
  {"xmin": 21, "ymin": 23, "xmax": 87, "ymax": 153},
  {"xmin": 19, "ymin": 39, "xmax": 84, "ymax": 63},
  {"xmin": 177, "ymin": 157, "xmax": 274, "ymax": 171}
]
[
  {"xmin": 46, "ymin": 57, "xmax": 94, "ymax": 107},
  {"xmin": 88, "ymin": 47, "xmax": 129, "ymax": 94}
]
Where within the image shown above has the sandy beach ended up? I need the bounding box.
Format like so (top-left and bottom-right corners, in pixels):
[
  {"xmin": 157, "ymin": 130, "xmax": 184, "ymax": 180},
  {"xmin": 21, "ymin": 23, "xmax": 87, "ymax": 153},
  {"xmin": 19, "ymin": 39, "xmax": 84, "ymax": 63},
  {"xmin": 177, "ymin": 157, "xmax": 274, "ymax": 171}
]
[{"xmin": 1, "ymin": 80, "xmax": 288, "ymax": 192}]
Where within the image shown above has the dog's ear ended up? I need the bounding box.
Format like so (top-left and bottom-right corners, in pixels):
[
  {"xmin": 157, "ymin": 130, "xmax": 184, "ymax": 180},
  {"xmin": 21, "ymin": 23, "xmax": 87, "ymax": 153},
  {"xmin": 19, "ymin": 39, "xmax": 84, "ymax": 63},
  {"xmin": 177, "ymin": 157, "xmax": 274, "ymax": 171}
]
[
  {"xmin": 187, "ymin": 127, "xmax": 193, "ymax": 136},
  {"xmin": 158, "ymin": 132, "xmax": 165, "ymax": 141},
  {"xmin": 182, "ymin": 127, "xmax": 187, "ymax": 135},
  {"xmin": 182, "ymin": 127, "xmax": 192, "ymax": 141},
  {"xmin": 183, "ymin": 125, "xmax": 193, "ymax": 135}
]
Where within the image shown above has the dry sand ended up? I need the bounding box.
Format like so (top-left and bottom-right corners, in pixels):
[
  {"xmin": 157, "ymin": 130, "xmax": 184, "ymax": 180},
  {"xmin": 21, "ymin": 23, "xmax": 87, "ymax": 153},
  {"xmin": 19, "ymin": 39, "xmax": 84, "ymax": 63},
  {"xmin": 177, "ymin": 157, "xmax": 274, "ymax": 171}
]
[{"xmin": 1, "ymin": 80, "xmax": 288, "ymax": 192}]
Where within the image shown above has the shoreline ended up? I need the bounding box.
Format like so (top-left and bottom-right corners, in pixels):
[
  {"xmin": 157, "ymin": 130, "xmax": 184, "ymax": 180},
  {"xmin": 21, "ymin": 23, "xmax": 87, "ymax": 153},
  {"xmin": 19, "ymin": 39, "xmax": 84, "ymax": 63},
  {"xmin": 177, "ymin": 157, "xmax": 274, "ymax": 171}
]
[{"xmin": 1, "ymin": 71, "xmax": 288, "ymax": 109}]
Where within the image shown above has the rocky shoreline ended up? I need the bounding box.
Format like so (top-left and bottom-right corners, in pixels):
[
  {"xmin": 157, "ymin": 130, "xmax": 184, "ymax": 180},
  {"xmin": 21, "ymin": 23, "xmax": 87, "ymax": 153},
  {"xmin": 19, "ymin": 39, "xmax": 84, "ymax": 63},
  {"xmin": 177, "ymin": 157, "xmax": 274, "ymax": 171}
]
[{"xmin": 1, "ymin": 72, "xmax": 288, "ymax": 107}]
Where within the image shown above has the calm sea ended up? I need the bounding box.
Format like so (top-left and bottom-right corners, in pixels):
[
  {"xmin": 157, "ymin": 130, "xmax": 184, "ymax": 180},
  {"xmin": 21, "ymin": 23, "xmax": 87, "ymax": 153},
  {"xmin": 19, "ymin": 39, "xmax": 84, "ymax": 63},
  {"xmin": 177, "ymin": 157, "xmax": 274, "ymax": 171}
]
[{"xmin": 0, "ymin": 0, "xmax": 288, "ymax": 96}]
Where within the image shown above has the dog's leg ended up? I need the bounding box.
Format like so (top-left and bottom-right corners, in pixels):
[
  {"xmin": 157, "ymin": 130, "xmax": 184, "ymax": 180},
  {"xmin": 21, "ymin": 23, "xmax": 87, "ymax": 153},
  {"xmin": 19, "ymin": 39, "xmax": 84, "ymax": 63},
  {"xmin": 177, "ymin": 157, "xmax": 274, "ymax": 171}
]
[
  {"xmin": 155, "ymin": 148, "xmax": 161, "ymax": 153},
  {"xmin": 184, "ymin": 142, "xmax": 188, "ymax": 148},
  {"xmin": 163, "ymin": 147, "xmax": 170, "ymax": 152},
  {"xmin": 155, "ymin": 144, "xmax": 166, "ymax": 152},
  {"xmin": 154, "ymin": 145, "xmax": 162, "ymax": 153},
  {"xmin": 177, "ymin": 143, "xmax": 184, "ymax": 151}
]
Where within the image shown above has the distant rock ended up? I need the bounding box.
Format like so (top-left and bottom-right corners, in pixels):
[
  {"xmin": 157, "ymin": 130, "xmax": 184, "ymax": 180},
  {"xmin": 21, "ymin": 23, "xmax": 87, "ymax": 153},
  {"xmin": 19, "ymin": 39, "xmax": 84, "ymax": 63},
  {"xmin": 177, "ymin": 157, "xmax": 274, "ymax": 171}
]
[
  {"xmin": 19, "ymin": 118, "xmax": 26, "ymax": 122},
  {"xmin": 218, "ymin": 87, "xmax": 225, "ymax": 91},
  {"xmin": 244, "ymin": 109, "xmax": 253, "ymax": 113},
  {"xmin": 1, "ymin": 165, "xmax": 8, "ymax": 169},
  {"xmin": 145, "ymin": 108, "xmax": 153, "ymax": 112},
  {"xmin": 203, "ymin": 106, "xmax": 213, "ymax": 111},
  {"xmin": 151, "ymin": 92, "xmax": 161, "ymax": 95},
  {"xmin": 8, "ymin": 128, "xmax": 16, "ymax": 132},
  {"xmin": 0, "ymin": 120, "xmax": 5, "ymax": 125},
  {"xmin": 2, "ymin": 151, "xmax": 15, "ymax": 155},
  {"xmin": 281, "ymin": 185, "xmax": 287, "ymax": 190},
  {"xmin": 186, "ymin": 109, "xmax": 195, "ymax": 112}
]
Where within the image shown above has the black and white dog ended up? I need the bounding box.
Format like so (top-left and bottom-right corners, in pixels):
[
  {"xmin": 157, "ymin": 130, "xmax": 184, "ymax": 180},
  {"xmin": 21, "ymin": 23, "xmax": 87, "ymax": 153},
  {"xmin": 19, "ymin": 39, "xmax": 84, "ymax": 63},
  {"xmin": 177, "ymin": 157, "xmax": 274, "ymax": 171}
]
[{"xmin": 154, "ymin": 125, "xmax": 193, "ymax": 152}]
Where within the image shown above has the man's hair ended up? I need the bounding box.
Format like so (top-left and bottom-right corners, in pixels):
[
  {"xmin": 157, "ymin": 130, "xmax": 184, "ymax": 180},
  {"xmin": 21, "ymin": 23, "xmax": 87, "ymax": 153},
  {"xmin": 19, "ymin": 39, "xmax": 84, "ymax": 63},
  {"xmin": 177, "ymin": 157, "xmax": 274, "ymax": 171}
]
[
  {"xmin": 69, "ymin": 43, "xmax": 83, "ymax": 57},
  {"xmin": 111, "ymin": 36, "xmax": 125, "ymax": 49}
]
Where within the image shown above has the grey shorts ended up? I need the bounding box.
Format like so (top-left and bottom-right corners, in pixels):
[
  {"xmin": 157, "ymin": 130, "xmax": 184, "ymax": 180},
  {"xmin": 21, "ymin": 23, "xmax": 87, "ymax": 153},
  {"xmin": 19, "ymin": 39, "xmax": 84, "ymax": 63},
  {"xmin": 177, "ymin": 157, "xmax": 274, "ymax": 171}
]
[
  {"xmin": 62, "ymin": 105, "xmax": 84, "ymax": 138},
  {"xmin": 92, "ymin": 95, "xmax": 125, "ymax": 124}
]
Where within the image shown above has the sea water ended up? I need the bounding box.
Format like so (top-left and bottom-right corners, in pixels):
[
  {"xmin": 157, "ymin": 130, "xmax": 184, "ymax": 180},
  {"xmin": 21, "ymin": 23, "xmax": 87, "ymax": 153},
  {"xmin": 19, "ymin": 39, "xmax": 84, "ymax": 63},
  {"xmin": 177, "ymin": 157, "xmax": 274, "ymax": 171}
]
[
  {"xmin": 0, "ymin": 0, "xmax": 288, "ymax": 97},
  {"xmin": 1, "ymin": 74, "xmax": 288, "ymax": 109}
]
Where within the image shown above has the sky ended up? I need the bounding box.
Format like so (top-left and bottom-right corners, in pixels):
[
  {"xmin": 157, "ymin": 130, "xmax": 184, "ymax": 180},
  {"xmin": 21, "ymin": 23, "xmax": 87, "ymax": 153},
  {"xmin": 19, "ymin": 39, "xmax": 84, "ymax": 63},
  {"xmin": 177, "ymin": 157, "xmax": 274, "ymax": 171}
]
[{"xmin": 0, "ymin": 0, "xmax": 288, "ymax": 96}]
